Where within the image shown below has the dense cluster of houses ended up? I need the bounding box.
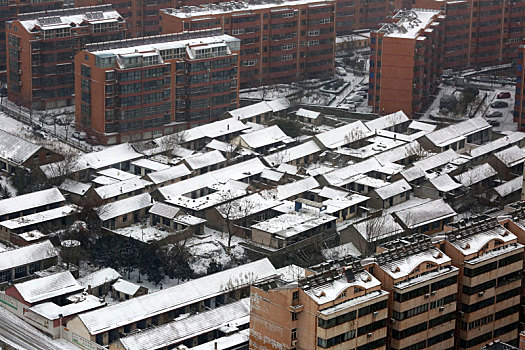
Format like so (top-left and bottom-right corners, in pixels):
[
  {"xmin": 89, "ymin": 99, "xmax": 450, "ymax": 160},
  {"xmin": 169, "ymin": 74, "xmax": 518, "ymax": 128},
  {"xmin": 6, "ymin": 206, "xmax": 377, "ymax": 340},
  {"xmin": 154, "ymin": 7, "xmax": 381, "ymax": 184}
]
[{"xmin": 0, "ymin": 98, "xmax": 524, "ymax": 349}]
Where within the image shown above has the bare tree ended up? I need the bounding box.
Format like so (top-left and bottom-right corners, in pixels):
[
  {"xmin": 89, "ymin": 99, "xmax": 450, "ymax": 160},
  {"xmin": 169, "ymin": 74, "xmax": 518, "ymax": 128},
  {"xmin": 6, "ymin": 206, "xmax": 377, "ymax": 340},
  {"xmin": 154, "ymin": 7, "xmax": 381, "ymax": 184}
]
[
  {"xmin": 406, "ymin": 142, "xmax": 428, "ymax": 163},
  {"xmin": 159, "ymin": 130, "xmax": 187, "ymax": 160},
  {"xmin": 343, "ymin": 126, "xmax": 367, "ymax": 146},
  {"xmin": 216, "ymin": 191, "xmax": 258, "ymax": 251},
  {"xmin": 61, "ymin": 110, "xmax": 76, "ymax": 141},
  {"xmin": 354, "ymin": 215, "xmax": 401, "ymax": 257}
]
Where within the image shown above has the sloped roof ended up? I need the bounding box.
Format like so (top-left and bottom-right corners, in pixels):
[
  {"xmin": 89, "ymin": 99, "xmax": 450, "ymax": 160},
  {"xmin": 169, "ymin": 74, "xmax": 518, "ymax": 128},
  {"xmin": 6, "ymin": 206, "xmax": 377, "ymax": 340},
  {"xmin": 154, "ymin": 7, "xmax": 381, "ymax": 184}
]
[
  {"xmin": 146, "ymin": 164, "xmax": 192, "ymax": 185},
  {"xmin": 97, "ymin": 193, "xmax": 153, "ymax": 221},
  {"xmin": 455, "ymin": 163, "xmax": 498, "ymax": 187},
  {"xmin": 184, "ymin": 150, "xmax": 226, "ymax": 170},
  {"xmin": 263, "ymin": 140, "xmax": 321, "ymax": 166},
  {"xmin": 238, "ymin": 125, "xmax": 292, "ymax": 149},
  {"xmin": 112, "ymin": 279, "xmax": 142, "ymax": 295},
  {"xmin": 95, "ymin": 178, "xmax": 152, "ymax": 200},
  {"xmin": 0, "ymin": 240, "xmax": 57, "ymax": 271},
  {"xmin": 494, "ymin": 145, "xmax": 525, "ymax": 167},
  {"xmin": 365, "ymin": 110, "xmax": 409, "ymax": 131},
  {"xmin": 0, "ymin": 188, "xmax": 64, "ymax": 217},
  {"xmin": 59, "ymin": 178, "xmax": 91, "ymax": 196},
  {"xmin": 494, "ymin": 176, "xmax": 523, "ymax": 198},
  {"xmin": 78, "ymin": 268, "xmax": 122, "ymax": 289},
  {"xmin": 428, "ymin": 174, "xmax": 462, "ymax": 192},
  {"xmin": 148, "ymin": 202, "xmax": 180, "ymax": 219},
  {"xmin": 0, "ymin": 130, "xmax": 41, "ymax": 165},
  {"xmin": 315, "ymin": 121, "xmax": 371, "ymax": 149},
  {"xmin": 276, "ymin": 177, "xmax": 319, "ymax": 200},
  {"xmin": 394, "ymin": 199, "xmax": 456, "ymax": 229},
  {"xmin": 424, "ymin": 117, "xmax": 490, "ymax": 147},
  {"xmin": 14, "ymin": 271, "xmax": 83, "ymax": 304},
  {"xmin": 374, "ymin": 179, "xmax": 411, "ymax": 200},
  {"xmin": 296, "ymin": 108, "xmax": 321, "ymax": 119}
]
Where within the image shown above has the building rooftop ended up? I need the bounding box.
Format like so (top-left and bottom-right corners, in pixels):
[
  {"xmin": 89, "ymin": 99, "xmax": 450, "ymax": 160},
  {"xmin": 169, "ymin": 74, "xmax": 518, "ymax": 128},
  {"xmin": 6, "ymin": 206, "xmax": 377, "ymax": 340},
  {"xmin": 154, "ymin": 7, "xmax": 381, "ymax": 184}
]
[
  {"xmin": 263, "ymin": 140, "xmax": 321, "ymax": 166},
  {"xmin": 0, "ymin": 188, "xmax": 65, "ymax": 218},
  {"xmin": 94, "ymin": 178, "xmax": 152, "ymax": 200},
  {"xmin": 75, "ymin": 259, "xmax": 276, "ymax": 335},
  {"xmin": 353, "ymin": 214, "xmax": 404, "ymax": 242},
  {"xmin": 394, "ymin": 198, "xmax": 456, "ymax": 229},
  {"xmin": 428, "ymin": 174, "xmax": 462, "ymax": 192},
  {"xmin": 378, "ymin": 9, "xmax": 441, "ymax": 39},
  {"xmin": 275, "ymin": 176, "xmax": 319, "ymax": 201},
  {"xmin": 0, "ymin": 130, "xmax": 42, "ymax": 165},
  {"xmin": 160, "ymin": 0, "xmax": 335, "ymax": 19},
  {"xmin": 14, "ymin": 271, "xmax": 83, "ymax": 304},
  {"xmin": 77, "ymin": 268, "xmax": 122, "ymax": 289},
  {"xmin": 113, "ymin": 279, "xmax": 142, "ymax": 296},
  {"xmin": 468, "ymin": 132, "xmax": 525, "ymax": 158},
  {"xmin": 0, "ymin": 241, "xmax": 57, "ymax": 272},
  {"xmin": 97, "ymin": 193, "xmax": 153, "ymax": 222},
  {"xmin": 374, "ymin": 179, "xmax": 411, "ymax": 200},
  {"xmin": 146, "ymin": 164, "xmax": 192, "ymax": 185},
  {"xmin": 237, "ymin": 125, "xmax": 292, "ymax": 149},
  {"xmin": 494, "ymin": 175, "xmax": 522, "ymax": 198},
  {"xmin": 0, "ymin": 205, "xmax": 77, "ymax": 230},
  {"xmin": 493, "ymin": 145, "xmax": 525, "ymax": 167},
  {"xmin": 364, "ymin": 111, "xmax": 409, "ymax": 131},
  {"xmin": 314, "ymin": 120, "xmax": 371, "ymax": 149},
  {"xmin": 454, "ymin": 163, "xmax": 497, "ymax": 187},
  {"xmin": 59, "ymin": 179, "xmax": 91, "ymax": 196},
  {"xmin": 215, "ymin": 193, "xmax": 281, "ymax": 221},
  {"xmin": 131, "ymin": 159, "xmax": 170, "ymax": 172},
  {"xmin": 251, "ymin": 209, "xmax": 334, "ymax": 239},
  {"xmin": 183, "ymin": 150, "xmax": 226, "ymax": 171},
  {"xmin": 424, "ymin": 116, "xmax": 490, "ymax": 148},
  {"xmin": 30, "ymin": 293, "xmax": 106, "ymax": 320}
]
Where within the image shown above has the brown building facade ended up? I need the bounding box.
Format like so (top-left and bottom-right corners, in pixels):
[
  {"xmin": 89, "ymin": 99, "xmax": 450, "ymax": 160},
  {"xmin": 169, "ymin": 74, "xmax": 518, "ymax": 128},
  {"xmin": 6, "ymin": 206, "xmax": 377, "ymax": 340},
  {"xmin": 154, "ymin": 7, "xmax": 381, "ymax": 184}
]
[
  {"xmin": 441, "ymin": 218, "xmax": 523, "ymax": 349},
  {"xmin": 515, "ymin": 44, "xmax": 525, "ymax": 131},
  {"xmin": 6, "ymin": 5, "xmax": 126, "ymax": 109},
  {"xmin": 369, "ymin": 234, "xmax": 458, "ymax": 350},
  {"xmin": 159, "ymin": 0, "xmax": 336, "ymax": 88},
  {"xmin": 414, "ymin": 0, "xmax": 525, "ymax": 70},
  {"xmin": 368, "ymin": 9, "xmax": 445, "ymax": 117},
  {"xmin": 75, "ymin": 32, "xmax": 240, "ymax": 145},
  {"xmin": 250, "ymin": 260, "xmax": 389, "ymax": 350}
]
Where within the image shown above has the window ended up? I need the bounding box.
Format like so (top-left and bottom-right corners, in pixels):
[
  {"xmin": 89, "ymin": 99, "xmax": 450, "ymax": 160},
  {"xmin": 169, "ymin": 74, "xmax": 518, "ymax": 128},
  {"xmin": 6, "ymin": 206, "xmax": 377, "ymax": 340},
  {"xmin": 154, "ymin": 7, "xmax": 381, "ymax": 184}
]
[
  {"xmin": 291, "ymin": 328, "xmax": 297, "ymax": 340},
  {"xmin": 292, "ymin": 312, "xmax": 298, "ymax": 321},
  {"xmin": 292, "ymin": 291, "xmax": 299, "ymax": 301}
]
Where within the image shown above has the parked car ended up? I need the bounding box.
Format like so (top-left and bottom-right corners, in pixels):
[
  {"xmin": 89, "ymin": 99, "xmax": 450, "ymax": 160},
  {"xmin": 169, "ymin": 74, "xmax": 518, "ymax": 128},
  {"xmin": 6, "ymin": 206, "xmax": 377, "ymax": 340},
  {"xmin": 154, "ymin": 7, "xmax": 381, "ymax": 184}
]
[
  {"xmin": 72, "ymin": 131, "xmax": 86, "ymax": 141},
  {"xmin": 497, "ymin": 92, "xmax": 511, "ymax": 99},
  {"xmin": 56, "ymin": 116, "xmax": 71, "ymax": 126},
  {"xmin": 489, "ymin": 120, "xmax": 500, "ymax": 127},
  {"xmin": 356, "ymin": 91, "xmax": 367, "ymax": 97},
  {"xmin": 39, "ymin": 115, "xmax": 54, "ymax": 125},
  {"xmin": 335, "ymin": 67, "xmax": 347, "ymax": 76},
  {"xmin": 347, "ymin": 95, "xmax": 364, "ymax": 103},
  {"xmin": 357, "ymin": 86, "xmax": 368, "ymax": 92},
  {"xmin": 486, "ymin": 111, "xmax": 503, "ymax": 119},
  {"xmin": 86, "ymin": 136, "xmax": 98, "ymax": 145},
  {"xmin": 490, "ymin": 101, "xmax": 509, "ymax": 109}
]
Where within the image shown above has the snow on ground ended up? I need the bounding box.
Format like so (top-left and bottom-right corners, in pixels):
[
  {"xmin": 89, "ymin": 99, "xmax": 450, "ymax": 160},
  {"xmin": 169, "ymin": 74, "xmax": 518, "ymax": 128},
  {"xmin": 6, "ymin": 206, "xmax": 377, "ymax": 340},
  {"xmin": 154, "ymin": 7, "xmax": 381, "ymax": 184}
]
[
  {"xmin": 0, "ymin": 175, "xmax": 17, "ymax": 197},
  {"xmin": 185, "ymin": 226, "xmax": 246, "ymax": 276}
]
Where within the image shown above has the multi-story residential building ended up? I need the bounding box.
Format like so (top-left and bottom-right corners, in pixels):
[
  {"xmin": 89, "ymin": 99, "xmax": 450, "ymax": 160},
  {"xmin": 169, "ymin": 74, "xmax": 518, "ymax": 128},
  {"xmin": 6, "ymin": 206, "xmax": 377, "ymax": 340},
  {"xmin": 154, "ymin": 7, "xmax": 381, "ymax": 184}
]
[
  {"xmin": 368, "ymin": 9, "xmax": 445, "ymax": 117},
  {"xmin": 335, "ymin": 0, "xmax": 392, "ymax": 35},
  {"xmin": 250, "ymin": 259, "xmax": 389, "ymax": 349},
  {"xmin": 159, "ymin": 0, "xmax": 336, "ymax": 88},
  {"xmin": 414, "ymin": 0, "xmax": 525, "ymax": 70},
  {"xmin": 0, "ymin": 0, "xmax": 65, "ymax": 81},
  {"xmin": 368, "ymin": 234, "xmax": 458, "ymax": 350},
  {"xmin": 75, "ymin": 31, "xmax": 240, "ymax": 145},
  {"xmin": 441, "ymin": 217, "xmax": 523, "ymax": 349},
  {"xmin": 515, "ymin": 44, "xmax": 525, "ymax": 131},
  {"xmin": 6, "ymin": 5, "xmax": 126, "ymax": 109}
]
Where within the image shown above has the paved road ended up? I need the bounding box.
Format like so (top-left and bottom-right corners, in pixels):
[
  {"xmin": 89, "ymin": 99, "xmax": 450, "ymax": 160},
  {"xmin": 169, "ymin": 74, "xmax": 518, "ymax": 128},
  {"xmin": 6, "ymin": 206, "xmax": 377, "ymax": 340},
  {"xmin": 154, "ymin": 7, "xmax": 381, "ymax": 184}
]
[{"xmin": 0, "ymin": 307, "xmax": 69, "ymax": 350}]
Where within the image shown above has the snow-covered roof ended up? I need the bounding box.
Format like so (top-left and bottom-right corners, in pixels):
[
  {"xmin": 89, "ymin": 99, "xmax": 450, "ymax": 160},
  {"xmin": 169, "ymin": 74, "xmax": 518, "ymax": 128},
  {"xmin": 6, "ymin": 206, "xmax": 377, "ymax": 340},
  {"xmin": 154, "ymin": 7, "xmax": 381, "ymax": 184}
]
[
  {"xmin": 97, "ymin": 168, "xmax": 138, "ymax": 181},
  {"xmin": 276, "ymin": 177, "xmax": 319, "ymax": 200},
  {"xmin": 0, "ymin": 130, "xmax": 41, "ymax": 165},
  {"xmin": 131, "ymin": 159, "xmax": 170, "ymax": 172},
  {"xmin": 266, "ymin": 98, "xmax": 290, "ymax": 112},
  {"xmin": 494, "ymin": 145, "xmax": 525, "ymax": 167},
  {"xmin": 92, "ymin": 176, "xmax": 120, "ymax": 186},
  {"xmin": 374, "ymin": 141, "xmax": 424, "ymax": 164},
  {"xmin": 94, "ymin": 178, "xmax": 152, "ymax": 200},
  {"xmin": 448, "ymin": 224, "xmax": 517, "ymax": 257},
  {"xmin": 408, "ymin": 120, "xmax": 437, "ymax": 133},
  {"xmin": 191, "ymin": 329, "xmax": 249, "ymax": 350},
  {"xmin": 166, "ymin": 181, "xmax": 249, "ymax": 211},
  {"xmin": 494, "ymin": 175, "xmax": 523, "ymax": 198},
  {"xmin": 428, "ymin": 174, "xmax": 462, "ymax": 192},
  {"xmin": 317, "ymin": 186, "xmax": 350, "ymax": 200},
  {"xmin": 30, "ymin": 294, "xmax": 105, "ymax": 320},
  {"xmin": 322, "ymin": 157, "xmax": 385, "ymax": 187},
  {"xmin": 263, "ymin": 140, "xmax": 321, "ymax": 166},
  {"xmin": 78, "ymin": 268, "xmax": 122, "ymax": 289},
  {"xmin": 454, "ymin": 163, "xmax": 497, "ymax": 187},
  {"xmin": 76, "ymin": 259, "xmax": 277, "ymax": 335},
  {"xmin": 379, "ymin": 9, "xmax": 440, "ymax": 39},
  {"xmin": 364, "ymin": 111, "xmax": 409, "ymax": 131},
  {"xmin": 314, "ymin": 121, "xmax": 371, "ymax": 149},
  {"xmin": 156, "ymin": 118, "xmax": 249, "ymax": 145},
  {"xmin": 276, "ymin": 163, "xmax": 298, "ymax": 175},
  {"xmin": 353, "ymin": 214, "xmax": 403, "ymax": 242},
  {"xmin": 174, "ymin": 214, "xmax": 206, "ymax": 226},
  {"xmin": 412, "ymin": 149, "xmax": 459, "ymax": 172},
  {"xmin": 276, "ymin": 264, "xmax": 307, "ymax": 283},
  {"xmin": 304, "ymin": 270, "xmax": 382, "ymax": 305},
  {"xmin": 0, "ymin": 188, "xmax": 64, "ymax": 217},
  {"xmin": 323, "ymin": 194, "xmax": 369, "ymax": 214},
  {"xmin": 353, "ymin": 174, "xmax": 389, "ymax": 189},
  {"xmin": 321, "ymin": 241, "xmax": 361, "ymax": 259},
  {"xmin": 146, "ymin": 164, "xmax": 192, "ymax": 185},
  {"xmin": 296, "ymin": 108, "xmax": 321, "ymax": 120},
  {"xmin": 251, "ymin": 210, "xmax": 335, "ymax": 238},
  {"xmin": 394, "ymin": 199, "xmax": 456, "ymax": 229},
  {"xmin": 148, "ymin": 202, "xmax": 180, "ymax": 219},
  {"xmin": 260, "ymin": 168, "xmax": 284, "ymax": 182},
  {"xmin": 373, "ymin": 179, "xmax": 411, "ymax": 200},
  {"xmin": 424, "ymin": 117, "xmax": 490, "ymax": 147},
  {"xmin": 41, "ymin": 144, "xmax": 143, "ymax": 178},
  {"xmin": 205, "ymin": 139, "xmax": 236, "ymax": 154},
  {"xmin": 14, "ymin": 271, "xmax": 83, "ymax": 304},
  {"xmin": 215, "ymin": 193, "xmax": 280, "ymax": 220},
  {"xmin": 97, "ymin": 193, "xmax": 152, "ymax": 221},
  {"xmin": 158, "ymin": 158, "xmax": 266, "ymax": 199},
  {"xmin": 238, "ymin": 125, "xmax": 292, "ymax": 149},
  {"xmin": 0, "ymin": 240, "xmax": 57, "ymax": 271},
  {"xmin": 335, "ymin": 135, "xmax": 406, "ymax": 160},
  {"xmin": 0, "ymin": 205, "xmax": 77, "ymax": 230},
  {"xmin": 59, "ymin": 179, "xmax": 91, "ymax": 196},
  {"xmin": 183, "ymin": 150, "xmax": 226, "ymax": 170},
  {"xmin": 228, "ymin": 101, "xmax": 272, "ymax": 120},
  {"xmin": 119, "ymin": 299, "xmax": 250, "ymax": 350},
  {"xmin": 400, "ymin": 165, "xmax": 426, "ymax": 182},
  {"xmin": 469, "ymin": 132, "xmax": 525, "ymax": 158},
  {"xmin": 112, "ymin": 279, "xmax": 142, "ymax": 296}
]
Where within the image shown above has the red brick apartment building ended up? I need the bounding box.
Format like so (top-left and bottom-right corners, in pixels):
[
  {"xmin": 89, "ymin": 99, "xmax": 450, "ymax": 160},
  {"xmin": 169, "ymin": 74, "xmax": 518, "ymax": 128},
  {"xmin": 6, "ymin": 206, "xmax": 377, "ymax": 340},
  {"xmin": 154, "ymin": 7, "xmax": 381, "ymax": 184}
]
[
  {"xmin": 441, "ymin": 218, "xmax": 523, "ymax": 349},
  {"xmin": 75, "ymin": 31, "xmax": 240, "ymax": 145},
  {"xmin": 250, "ymin": 259, "xmax": 389, "ymax": 350},
  {"xmin": 159, "ymin": 0, "xmax": 336, "ymax": 88},
  {"xmin": 368, "ymin": 234, "xmax": 458, "ymax": 350},
  {"xmin": 6, "ymin": 5, "xmax": 126, "ymax": 109},
  {"xmin": 336, "ymin": 0, "xmax": 392, "ymax": 35},
  {"xmin": 515, "ymin": 43, "xmax": 525, "ymax": 131},
  {"xmin": 414, "ymin": 0, "xmax": 525, "ymax": 70},
  {"xmin": 368, "ymin": 9, "xmax": 445, "ymax": 117},
  {"xmin": 0, "ymin": 0, "xmax": 65, "ymax": 81}
]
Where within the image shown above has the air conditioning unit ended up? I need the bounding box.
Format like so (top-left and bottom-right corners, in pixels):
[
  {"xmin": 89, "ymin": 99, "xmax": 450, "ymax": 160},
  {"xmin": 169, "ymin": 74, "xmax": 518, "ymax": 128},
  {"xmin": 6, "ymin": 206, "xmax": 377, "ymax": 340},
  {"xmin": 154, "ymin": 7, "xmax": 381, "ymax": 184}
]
[
  {"xmin": 291, "ymin": 340, "xmax": 298, "ymax": 346},
  {"xmin": 439, "ymin": 306, "xmax": 445, "ymax": 312},
  {"xmin": 373, "ymin": 311, "xmax": 378, "ymax": 317},
  {"xmin": 367, "ymin": 333, "xmax": 373, "ymax": 338},
  {"xmin": 424, "ymin": 294, "xmax": 430, "ymax": 299},
  {"xmin": 431, "ymin": 291, "xmax": 436, "ymax": 296},
  {"xmin": 478, "ymin": 291, "xmax": 484, "ymax": 297}
]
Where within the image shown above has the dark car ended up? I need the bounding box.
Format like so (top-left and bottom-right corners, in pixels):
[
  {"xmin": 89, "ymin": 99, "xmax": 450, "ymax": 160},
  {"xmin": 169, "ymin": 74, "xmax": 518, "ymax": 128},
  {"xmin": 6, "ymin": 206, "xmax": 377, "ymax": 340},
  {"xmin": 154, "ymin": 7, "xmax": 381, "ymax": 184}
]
[
  {"xmin": 490, "ymin": 101, "xmax": 509, "ymax": 109},
  {"xmin": 487, "ymin": 111, "xmax": 503, "ymax": 118},
  {"xmin": 489, "ymin": 120, "xmax": 500, "ymax": 127},
  {"xmin": 497, "ymin": 92, "xmax": 511, "ymax": 99}
]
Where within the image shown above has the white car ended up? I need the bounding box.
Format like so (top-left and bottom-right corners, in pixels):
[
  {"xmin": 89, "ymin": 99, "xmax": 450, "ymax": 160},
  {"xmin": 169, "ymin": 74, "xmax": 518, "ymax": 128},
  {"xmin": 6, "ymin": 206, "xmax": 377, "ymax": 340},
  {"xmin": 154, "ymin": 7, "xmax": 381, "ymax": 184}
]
[
  {"xmin": 72, "ymin": 131, "xmax": 87, "ymax": 141},
  {"xmin": 335, "ymin": 67, "xmax": 347, "ymax": 76},
  {"xmin": 347, "ymin": 95, "xmax": 364, "ymax": 103}
]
